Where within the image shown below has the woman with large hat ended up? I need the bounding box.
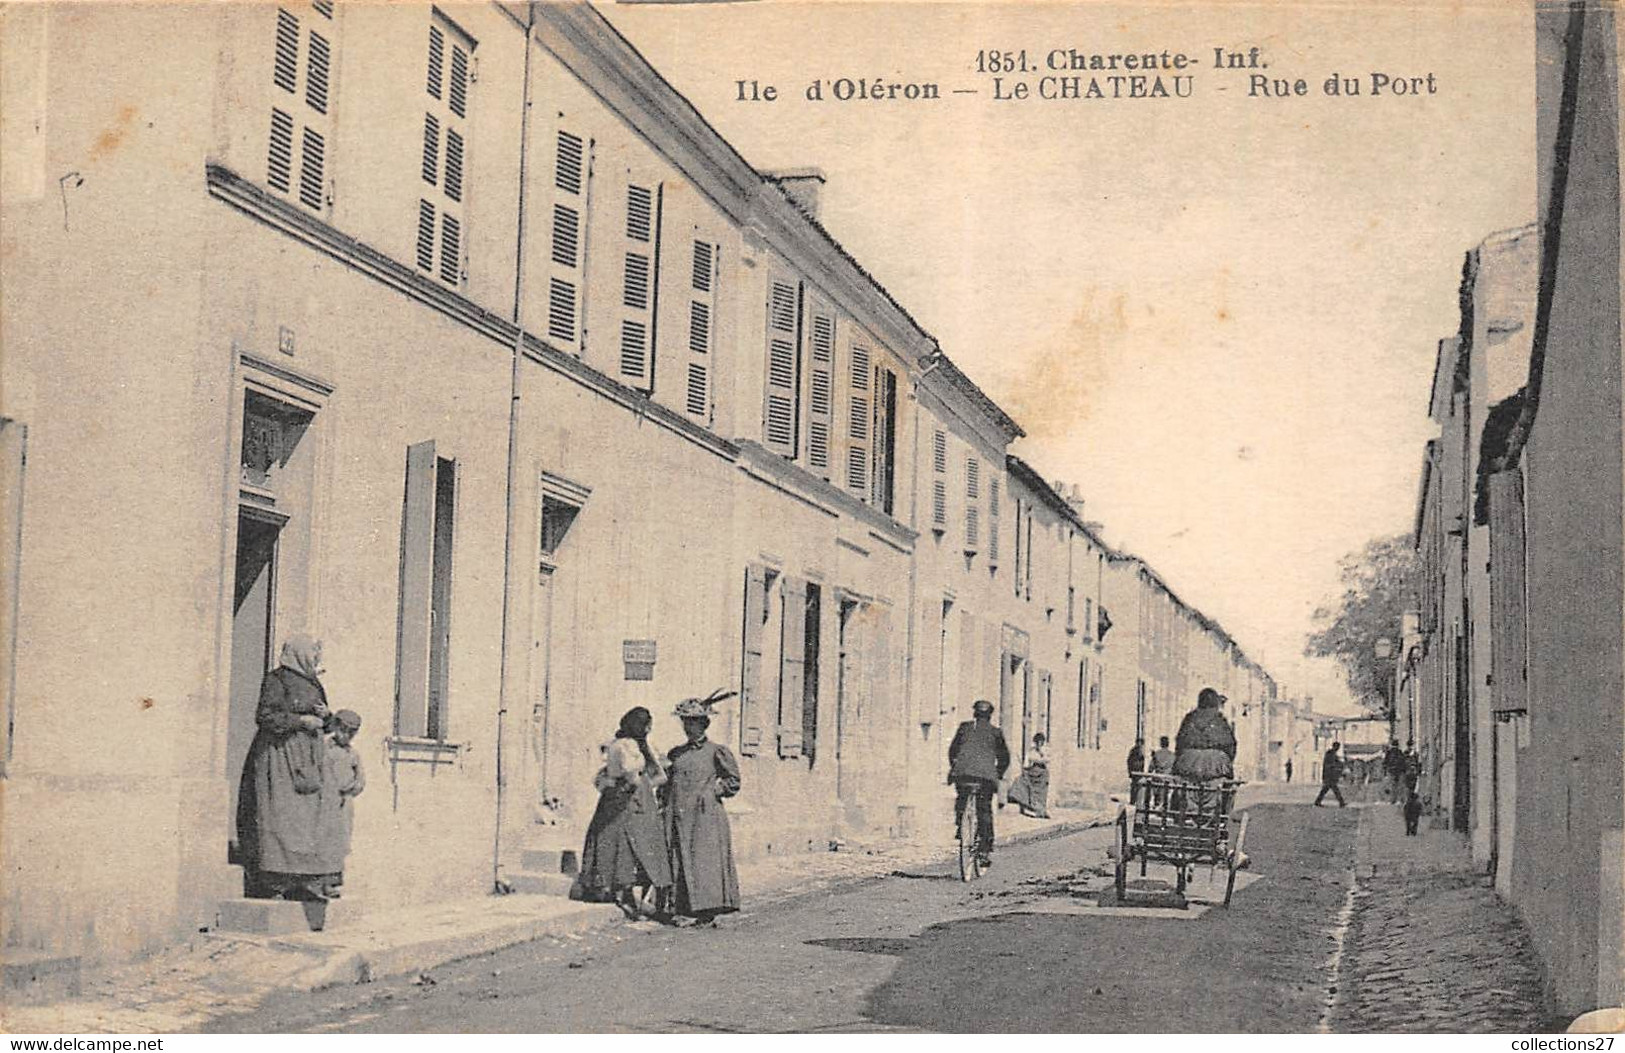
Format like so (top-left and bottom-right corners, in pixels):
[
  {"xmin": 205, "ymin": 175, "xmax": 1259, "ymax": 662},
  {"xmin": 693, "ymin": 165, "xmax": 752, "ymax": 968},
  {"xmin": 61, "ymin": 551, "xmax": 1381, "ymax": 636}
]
[{"xmin": 662, "ymin": 690, "xmax": 741, "ymax": 927}]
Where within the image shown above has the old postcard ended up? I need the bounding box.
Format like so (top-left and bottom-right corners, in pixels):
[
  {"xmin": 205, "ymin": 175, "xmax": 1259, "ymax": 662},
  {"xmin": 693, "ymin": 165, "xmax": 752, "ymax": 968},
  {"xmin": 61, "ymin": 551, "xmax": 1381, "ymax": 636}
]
[{"xmin": 0, "ymin": 0, "xmax": 1620, "ymax": 1036}]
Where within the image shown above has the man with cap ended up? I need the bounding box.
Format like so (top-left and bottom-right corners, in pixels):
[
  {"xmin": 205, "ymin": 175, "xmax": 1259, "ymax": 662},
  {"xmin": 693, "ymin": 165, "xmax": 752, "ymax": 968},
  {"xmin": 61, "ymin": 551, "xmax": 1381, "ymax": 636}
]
[{"xmin": 947, "ymin": 700, "xmax": 1011, "ymax": 868}]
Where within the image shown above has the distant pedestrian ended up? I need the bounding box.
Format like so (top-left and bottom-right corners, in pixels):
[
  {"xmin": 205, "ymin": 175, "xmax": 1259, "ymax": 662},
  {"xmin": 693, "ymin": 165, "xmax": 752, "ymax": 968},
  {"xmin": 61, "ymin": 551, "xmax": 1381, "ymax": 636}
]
[
  {"xmin": 1006, "ymin": 732, "xmax": 1051, "ymax": 818},
  {"xmin": 1314, "ymin": 742, "xmax": 1347, "ymax": 807},
  {"xmin": 663, "ymin": 693, "xmax": 741, "ymax": 927},
  {"xmin": 1284, "ymin": 758, "xmax": 1294, "ymax": 783},
  {"xmin": 1404, "ymin": 790, "xmax": 1423, "ymax": 836},
  {"xmin": 1383, "ymin": 741, "xmax": 1407, "ymax": 803},
  {"xmin": 1172, "ymin": 688, "xmax": 1236, "ymax": 780},
  {"xmin": 1404, "ymin": 744, "xmax": 1422, "ymax": 794},
  {"xmin": 314, "ymin": 709, "xmax": 365, "ymax": 900},
  {"xmin": 1126, "ymin": 738, "xmax": 1147, "ymax": 779},
  {"xmin": 578, "ymin": 706, "xmax": 671, "ymax": 920},
  {"xmin": 1150, "ymin": 735, "xmax": 1176, "ymax": 773}
]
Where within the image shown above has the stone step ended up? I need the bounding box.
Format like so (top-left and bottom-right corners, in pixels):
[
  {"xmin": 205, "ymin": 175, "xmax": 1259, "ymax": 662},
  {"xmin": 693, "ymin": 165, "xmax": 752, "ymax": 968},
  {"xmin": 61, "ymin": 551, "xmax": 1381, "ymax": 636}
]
[
  {"xmin": 215, "ymin": 897, "xmax": 350, "ymax": 935},
  {"xmin": 2, "ymin": 950, "xmax": 82, "ymax": 1004},
  {"xmin": 519, "ymin": 847, "xmax": 579, "ymax": 874},
  {"xmin": 505, "ymin": 871, "xmax": 575, "ymax": 897}
]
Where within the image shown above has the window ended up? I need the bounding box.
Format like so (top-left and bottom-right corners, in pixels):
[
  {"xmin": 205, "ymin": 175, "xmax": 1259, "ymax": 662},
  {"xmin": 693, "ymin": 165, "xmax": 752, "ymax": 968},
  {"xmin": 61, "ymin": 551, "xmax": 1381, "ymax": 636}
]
[
  {"xmin": 0, "ymin": 419, "xmax": 24, "ymax": 772},
  {"xmin": 963, "ymin": 455, "xmax": 980, "ymax": 552},
  {"xmin": 416, "ymin": 13, "xmax": 473, "ymax": 287},
  {"xmin": 1076, "ymin": 658, "xmax": 1089, "ymax": 749},
  {"xmin": 873, "ymin": 368, "xmax": 897, "ymax": 513},
  {"xmin": 931, "ymin": 430, "xmax": 947, "ymax": 531},
  {"xmin": 802, "ymin": 583, "xmax": 822, "ymax": 763},
  {"xmin": 1013, "ymin": 498, "xmax": 1024, "ymax": 595},
  {"xmin": 539, "ymin": 496, "xmax": 580, "ymax": 562},
  {"xmin": 618, "ymin": 181, "xmax": 660, "ymax": 390},
  {"xmin": 685, "ymin": 238, "xmax": 720, "ymax": 421},
  {"xmin": 546, "ymin": 129, "xmax": 589, "ymax": 353},
  {"xmin": 763, "ymin": 278, "xmax": 801, "ymax": 457},
  {"xmin": 395, "ymin": 441, "xmax": 457, "ymax": 740},
  {"xmin": 806, "ymin": 307, "xmax": 835, "ymax": 478},
  {"xmin": 266, "ymin": 3, "xmax": 337, "ymax": 213},
  {"xmin": 845, "ymin": 343, "xmax": 870, "ymax": 492}
]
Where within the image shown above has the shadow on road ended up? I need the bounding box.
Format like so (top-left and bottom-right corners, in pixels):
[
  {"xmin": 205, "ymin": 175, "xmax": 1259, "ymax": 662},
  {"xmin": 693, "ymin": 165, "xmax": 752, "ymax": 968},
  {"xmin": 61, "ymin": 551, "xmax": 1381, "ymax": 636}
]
[{"xmin": 804, "ymin": 937, "xmax": 918, "ymax": 957}]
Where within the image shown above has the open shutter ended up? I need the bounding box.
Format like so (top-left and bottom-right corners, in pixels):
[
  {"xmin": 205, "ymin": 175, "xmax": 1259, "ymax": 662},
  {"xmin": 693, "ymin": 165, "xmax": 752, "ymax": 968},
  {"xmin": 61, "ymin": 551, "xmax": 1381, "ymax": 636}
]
[
  {"xmin": 739, "ymin": 564, "xmax": 767, "ymax": 756},
  {"xmin": 266, "ymin": 3, "xmax": 337, "ymax": 214},
  {"xmin": 685, "ymin": 237, "xmax": 718, "ymax": 421},
  {"xmin": 763, "ymin": 278, "xmax": 800, "ymax": 456},
  {"xmin": 778, "ymin": 578, "xmax": 806, "ymax": 758},
  {"xmin": 618, "ymin": 181, "xmax": 659, "ymax": 390},
  {"xmin": 394, "ymin": 440, "xmax": 437, "ymax": 737},
  {"xmin": 807, "ymin": 307, "xmax": 836, "ymax": 479},
  {"xmin": 1488, "ymin": 469, "xmax": 1528, "ymax": 715},
  {"xmin": 846, "ymin": 344, "xmax": 870, "ymax": 495},
  {"xmin": 546, "ymin": 129, "xmax": 590, "ymax": 354},
  {"xmin": 988, "ymin": 478, "xmax": 1001, "ymax": 564}
]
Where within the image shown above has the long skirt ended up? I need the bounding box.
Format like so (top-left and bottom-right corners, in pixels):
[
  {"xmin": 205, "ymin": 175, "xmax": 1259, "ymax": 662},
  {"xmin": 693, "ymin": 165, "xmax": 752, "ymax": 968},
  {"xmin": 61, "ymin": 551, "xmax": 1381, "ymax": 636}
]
[
  {"xmin": 236, "ymin": 728, "xmax": 327, "ymax": 895},
  {"xmin": 578, "ymin": 780, "xmax": 671, "ymax": 898},
  {"xmin": 666, "ymin": 794, "xmax": 740, "ymax": 916},
  {"xmin": 1005, "ymin": 763, "xmax": 1051, "ymax": 817}
]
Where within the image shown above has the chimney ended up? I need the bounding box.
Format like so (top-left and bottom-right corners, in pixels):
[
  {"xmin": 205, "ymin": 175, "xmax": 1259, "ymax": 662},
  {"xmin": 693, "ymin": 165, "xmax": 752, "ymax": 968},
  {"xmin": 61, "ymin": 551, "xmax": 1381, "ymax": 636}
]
[{"xmin": 764, "ymin": 166, "xmax": 826, "ymax": 220}]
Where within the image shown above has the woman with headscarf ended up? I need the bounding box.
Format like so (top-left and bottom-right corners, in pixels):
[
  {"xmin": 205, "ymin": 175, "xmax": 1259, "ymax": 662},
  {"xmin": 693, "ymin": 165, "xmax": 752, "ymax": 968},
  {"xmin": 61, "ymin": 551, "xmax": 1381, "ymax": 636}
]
[
  {"xmin": 577, "ymin": 706, "xmax": 671, "ymax": 919},
  {"xmin": 663, "ymin": 693, "xmax": 741, "ymax": 927},
  {"xmin": 1171, "ymin": 687, "xmax": 1238, "ymax": 780},
  {"xmin": 235, "ymin": 633, "xmax": 332, "ymax": 901}
]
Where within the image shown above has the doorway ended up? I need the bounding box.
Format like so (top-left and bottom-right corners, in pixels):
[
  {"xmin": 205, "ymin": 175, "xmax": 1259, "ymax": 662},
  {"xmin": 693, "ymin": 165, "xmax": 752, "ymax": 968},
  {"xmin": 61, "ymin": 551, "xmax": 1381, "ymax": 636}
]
[{"xmin": 228, "ymin": 510, "xmax": 281, "ymax": 856}]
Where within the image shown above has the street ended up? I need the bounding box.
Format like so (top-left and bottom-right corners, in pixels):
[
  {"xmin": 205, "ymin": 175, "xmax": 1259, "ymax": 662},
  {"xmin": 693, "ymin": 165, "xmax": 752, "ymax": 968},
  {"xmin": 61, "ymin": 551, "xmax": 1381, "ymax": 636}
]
[{"xmin": 207, "ymin": 791, "xmax": 1554, "ymax": 1033}]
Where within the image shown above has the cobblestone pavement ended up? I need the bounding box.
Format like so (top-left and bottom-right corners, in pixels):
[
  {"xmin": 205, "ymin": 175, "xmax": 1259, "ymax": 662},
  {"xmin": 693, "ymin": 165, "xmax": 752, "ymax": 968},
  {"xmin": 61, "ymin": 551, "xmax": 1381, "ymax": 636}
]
[
  {"xmin": 210, "ymin": 800, "xmax": 1364, "ymax": 1033},
  {"xmin": 1327, "ymin": 803, "xmax": 1556, "ymax": 1032}
]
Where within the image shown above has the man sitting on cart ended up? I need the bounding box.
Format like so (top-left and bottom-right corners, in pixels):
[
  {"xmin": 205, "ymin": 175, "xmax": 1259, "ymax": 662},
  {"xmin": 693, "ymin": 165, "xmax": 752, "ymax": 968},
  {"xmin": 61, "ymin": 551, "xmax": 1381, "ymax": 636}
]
[
  {"xmin": 1171, "ymin": 687, "xmax": 1237, "ymax": 781},
  {"xmin": 948, "ymin": 700, "xmax": 1011, "ymax": 869}
]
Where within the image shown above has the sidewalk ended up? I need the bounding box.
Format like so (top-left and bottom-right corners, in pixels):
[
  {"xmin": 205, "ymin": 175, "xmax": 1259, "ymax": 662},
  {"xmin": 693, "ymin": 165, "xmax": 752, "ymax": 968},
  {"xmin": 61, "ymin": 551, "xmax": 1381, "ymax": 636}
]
[
  {"xmin": 2, "ymin": 806, "xmax": 1113, "ymax": 1034},
  {"xmin": 1328, "ymin": 801, "xmax": 1556, "ymax": 1032}
]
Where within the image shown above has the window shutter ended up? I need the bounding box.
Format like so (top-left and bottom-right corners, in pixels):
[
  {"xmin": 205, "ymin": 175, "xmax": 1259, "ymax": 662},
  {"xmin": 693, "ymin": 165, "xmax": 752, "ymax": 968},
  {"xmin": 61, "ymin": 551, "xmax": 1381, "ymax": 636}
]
[
  {"xmin": 778, "ymin": 578, "xmax": 806, "ymax": 759},
  {"xmin": 395, "ymin": 440, "xmax": 437, "ymax": 738},
  {"xmin": 617, "ymin": 181, "xmax": 660, "ymax": 390},
  {"xmin": 806, "ymin": 308, "xmax": 835, "ymax": 478},
  {"xmin": 846, "ymin": 344, "xmax": 871, "ymax": 493},
  {"xmin": 683, "ymin": 237, "xmax": 718, "ymax": 421},
  {"xmin": 739, "ymin": 565, "xmax": 768, "ymax": 756},
  {"xmin": 265, "ymin": 3, "xmax": 337, "ymax": 214},
  {"xmin": 932, "ymin": 479, "xmax": 947, "ymax": 528},
  {"xmin": 988, "ymin": 478, "xmax": 1001, "ymax": 563},
  {"xmin": 802, "ymin": 585, "xmax": 821, "ymax": 762},
  {"xmin": 762, "ymin": 278, "xmax": 800, "ymax": 456},
  {"xmin": 414, "ymin": 12, "xmax": 473, "ymax": 287},
  {"xmin": 545, "ymin": 130, "xmax": 589, "ymax": 353},
  {"xmin": 966, "ymin": 457, "xmax": 980, "ymax": 499},
  {"xmin": 873, "ymin": 367, "xmax": 895, "ymax": 512},
  {"xmin": 966, "ymin": 505, "xmax": 979, "ymax": 552},
  {"xmin": 932, "ymin": 430, "xmax": 947, "ymax": 473},
  {"xmin": 1488, "ymin": 469, "xmax": 1528, "ymax": 716}
]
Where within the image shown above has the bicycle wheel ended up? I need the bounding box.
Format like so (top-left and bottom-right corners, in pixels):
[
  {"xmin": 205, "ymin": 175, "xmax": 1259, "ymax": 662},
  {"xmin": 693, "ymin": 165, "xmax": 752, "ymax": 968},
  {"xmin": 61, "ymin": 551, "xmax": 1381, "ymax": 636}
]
[{"xmin": 959, "ymin": 798, "xmax": 983, "ymax": 881}]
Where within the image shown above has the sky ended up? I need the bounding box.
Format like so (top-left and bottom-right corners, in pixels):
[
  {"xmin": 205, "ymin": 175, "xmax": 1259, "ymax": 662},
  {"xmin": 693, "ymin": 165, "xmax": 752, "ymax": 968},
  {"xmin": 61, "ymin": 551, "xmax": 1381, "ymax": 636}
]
[{"xmin": 599, "ymin": 0, "xmax": 1537, "ymax": 715}]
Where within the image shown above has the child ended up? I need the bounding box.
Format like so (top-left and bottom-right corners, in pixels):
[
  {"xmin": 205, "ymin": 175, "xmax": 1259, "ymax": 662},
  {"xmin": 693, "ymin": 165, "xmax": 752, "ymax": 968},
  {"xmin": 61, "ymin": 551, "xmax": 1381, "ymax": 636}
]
[
  {"xmin": 315, "ymin": 709, "xmax": 365, "ymax": 898},
  {"xmin": 1404, "ymin": 790, "xmax": 1423, "ymax": 836}
]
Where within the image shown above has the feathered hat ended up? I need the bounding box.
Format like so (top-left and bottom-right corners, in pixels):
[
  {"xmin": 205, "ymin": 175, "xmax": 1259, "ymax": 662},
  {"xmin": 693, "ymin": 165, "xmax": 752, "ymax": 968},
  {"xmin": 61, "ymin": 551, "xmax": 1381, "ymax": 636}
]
[{"xmin": 674, "ymin": 687, "xmax": 737, "ymax": 719}]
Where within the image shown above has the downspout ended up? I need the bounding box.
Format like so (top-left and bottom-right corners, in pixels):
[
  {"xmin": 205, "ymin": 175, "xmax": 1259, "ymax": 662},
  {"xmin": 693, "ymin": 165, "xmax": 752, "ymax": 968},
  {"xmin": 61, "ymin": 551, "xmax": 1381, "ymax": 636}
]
[
  {"xmin": 494, "ymin": 1, "xmax": 538, "ymax": 893},
  {"xmin": 900, "ymin": 351, "xmax": 943, "ymax": 819}
]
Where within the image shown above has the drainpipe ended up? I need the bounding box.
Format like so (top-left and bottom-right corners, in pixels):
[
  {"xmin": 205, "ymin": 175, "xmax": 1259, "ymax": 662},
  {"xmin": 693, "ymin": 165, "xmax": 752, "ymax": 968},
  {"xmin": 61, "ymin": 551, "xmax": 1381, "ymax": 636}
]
[{"xmin": 493, "ymin": 1, "xmax": 538, "ymax": 893}]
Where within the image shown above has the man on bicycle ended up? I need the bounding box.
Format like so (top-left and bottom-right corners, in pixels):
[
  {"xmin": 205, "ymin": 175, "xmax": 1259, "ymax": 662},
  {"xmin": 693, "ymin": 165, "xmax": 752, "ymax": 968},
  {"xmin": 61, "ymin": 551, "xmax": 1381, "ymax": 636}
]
[{"xmin": 948, "ymin": 700, "xmax": 1011, "ymax": 868}]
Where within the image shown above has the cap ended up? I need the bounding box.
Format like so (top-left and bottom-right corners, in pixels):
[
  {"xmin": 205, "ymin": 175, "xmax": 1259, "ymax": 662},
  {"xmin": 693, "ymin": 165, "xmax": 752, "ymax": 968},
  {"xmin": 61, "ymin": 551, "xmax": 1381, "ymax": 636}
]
[
  {"xmin": 972, "ymin": 699, "xmax": 994, "ymax": 717},
  {"xmin": 332, "ymin": 709, "xmax": 362, "ymax": 730}
]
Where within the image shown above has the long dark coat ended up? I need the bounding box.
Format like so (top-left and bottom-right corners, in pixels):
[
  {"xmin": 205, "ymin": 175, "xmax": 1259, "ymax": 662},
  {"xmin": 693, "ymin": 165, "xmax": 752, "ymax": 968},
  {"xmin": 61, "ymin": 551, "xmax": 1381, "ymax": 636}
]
[
  {"xmin": 1172, "ymin": 706, "xmax": 1237, "ymax": 780},
  {"xmin": 664, "ymin": 738, "xmax": 741, "ymax": 916},
  {"xmin": 236, "ymin": 666, "xmax": 328, "ymax": 876},
  {"xmin": 579, "ymin": 741, "xmax": 672, "ymax": 897}
]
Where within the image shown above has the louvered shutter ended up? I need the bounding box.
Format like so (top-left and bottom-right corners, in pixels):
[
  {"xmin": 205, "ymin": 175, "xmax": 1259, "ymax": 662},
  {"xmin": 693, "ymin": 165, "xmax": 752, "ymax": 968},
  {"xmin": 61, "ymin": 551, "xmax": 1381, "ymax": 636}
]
[
  {"xmin": 965, "ymin": 506, "xmax": 980, "ymax": 552},
  {"xmin": 1488, "ymin": 469, "xmax": 1528, "ymax": 716},
  {"xmin": 846, "ymin": 344, "xmax": 870, "ymax": 493},
  {"xmin": 988, "ymin": 478, "xmax": 1001, "ymax": 563},
  {"xmin": 416, "ymin": 14, "xmax": 474, "ymax": 287},
  {"xmin": 763, "ymin": 278, "xmax": 800, "ymax": 456},
  {"xmin": 873, "ymin": 367, "xmax": 896, "ymax": 512},
  {"xmin": 545, "ymin": 129, "xmax": 589, "ymax": 353},
  {"xmin": 778, "ymin": 578, "xmax": 806, "ymax": 758},
  {"xmin": 931, "ymin": 429, "xmax": 947, "ymax": 530},
  {"xmin": 738, "ymin": 565, "xmax": 767, "ymax": 756},
  {"xmin": 684, "ymin": 237, "xmax": 719, "ymax": 421},
  {"xmin": 265, "ymin": 3, "xmax": 337, "ymax": 214},
  {"xmin": 617, "ymin": 181, "xmax": 660, "ymax": 390},
  {"xmin": 964, "ymin": 455, "xmax": 980, "ymax": 550},
  {"xmin": 806, "ymin": 307, "xmax": 836, "ymax": 479}
]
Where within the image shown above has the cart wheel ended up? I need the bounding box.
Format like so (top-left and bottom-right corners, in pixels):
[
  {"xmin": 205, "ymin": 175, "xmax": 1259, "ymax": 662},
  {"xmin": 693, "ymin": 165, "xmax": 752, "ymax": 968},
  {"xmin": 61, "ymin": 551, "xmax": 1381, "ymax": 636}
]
[{"xmin": 1224, "ymin": 812, "xmax": 1250, "ymax": 908}]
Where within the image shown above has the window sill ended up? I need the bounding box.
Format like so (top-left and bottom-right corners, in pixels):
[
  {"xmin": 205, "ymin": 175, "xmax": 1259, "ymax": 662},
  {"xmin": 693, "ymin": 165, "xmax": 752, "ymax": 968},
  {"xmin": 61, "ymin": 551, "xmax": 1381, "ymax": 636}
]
[{"xmin": 386, "ymin": 736, "xmax": 468, "ymax": 764}]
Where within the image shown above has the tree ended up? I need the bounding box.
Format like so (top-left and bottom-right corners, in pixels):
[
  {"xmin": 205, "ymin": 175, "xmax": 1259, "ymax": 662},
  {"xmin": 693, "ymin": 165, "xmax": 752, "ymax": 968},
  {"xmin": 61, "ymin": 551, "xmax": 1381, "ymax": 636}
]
[{"xmin": 1305, "ymin": 533, "xmax": 1420, "ymax": 717}]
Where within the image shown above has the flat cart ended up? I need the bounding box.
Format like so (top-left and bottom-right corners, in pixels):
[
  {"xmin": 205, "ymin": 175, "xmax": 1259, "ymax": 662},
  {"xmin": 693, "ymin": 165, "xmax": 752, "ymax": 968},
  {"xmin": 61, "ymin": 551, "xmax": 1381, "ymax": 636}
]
[{"xmin": 1113, "ymin": 773, "xmax": 1249, "ymax": 908}]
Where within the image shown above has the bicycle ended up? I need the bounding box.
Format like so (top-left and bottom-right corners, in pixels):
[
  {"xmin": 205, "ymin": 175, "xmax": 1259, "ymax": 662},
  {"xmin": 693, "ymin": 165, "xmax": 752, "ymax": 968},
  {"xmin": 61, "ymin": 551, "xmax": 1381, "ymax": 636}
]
[{"xmin": 958, "ymin": 795, "xmax": 984, "ymax": 881}]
